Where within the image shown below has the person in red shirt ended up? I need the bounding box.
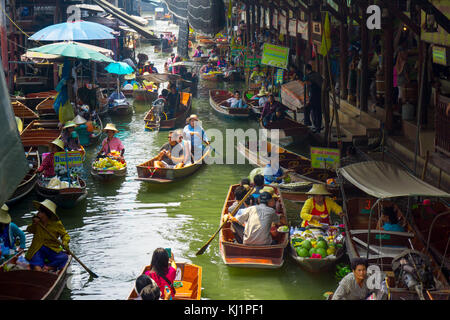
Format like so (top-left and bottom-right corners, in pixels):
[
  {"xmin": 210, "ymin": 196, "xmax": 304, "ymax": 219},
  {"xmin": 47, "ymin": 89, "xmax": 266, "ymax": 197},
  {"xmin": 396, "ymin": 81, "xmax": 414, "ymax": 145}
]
[
  {"xmin": 144, "ymin": 248, "xmax": 177, "ymax": 299},
  {"xmin": 37, "ymin": 139, "xmax": 65, "ymax": 177}
]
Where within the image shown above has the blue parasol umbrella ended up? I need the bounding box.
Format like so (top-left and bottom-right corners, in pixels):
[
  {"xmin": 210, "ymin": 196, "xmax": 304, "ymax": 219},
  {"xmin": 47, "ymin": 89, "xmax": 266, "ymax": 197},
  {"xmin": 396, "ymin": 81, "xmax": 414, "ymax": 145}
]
[
  {"xmin": 29, "ymin": 21, "xmax": 115, "ymax": 41},
  {"xmin": 105, "ymin": 62, "xmax": 135, "ymax": 75}
]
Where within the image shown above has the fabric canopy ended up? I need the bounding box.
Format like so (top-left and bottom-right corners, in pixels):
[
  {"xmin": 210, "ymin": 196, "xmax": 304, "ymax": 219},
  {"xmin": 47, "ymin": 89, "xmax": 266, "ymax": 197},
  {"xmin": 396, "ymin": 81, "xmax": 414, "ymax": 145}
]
[{"xmin": 338, "ymin": 161, "xmax": 450, "ymax": 199}]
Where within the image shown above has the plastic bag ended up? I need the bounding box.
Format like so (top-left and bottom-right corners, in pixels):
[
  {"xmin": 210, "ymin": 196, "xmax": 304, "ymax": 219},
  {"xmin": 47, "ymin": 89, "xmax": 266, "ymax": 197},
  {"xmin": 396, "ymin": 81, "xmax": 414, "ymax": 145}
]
[
  {"xmin": 47, "ymin": 176, "xmax": 61, "ymax": 189},
  {"xmin": 58, "ymin": 100, "xmax": 75, "ymax": 124}
]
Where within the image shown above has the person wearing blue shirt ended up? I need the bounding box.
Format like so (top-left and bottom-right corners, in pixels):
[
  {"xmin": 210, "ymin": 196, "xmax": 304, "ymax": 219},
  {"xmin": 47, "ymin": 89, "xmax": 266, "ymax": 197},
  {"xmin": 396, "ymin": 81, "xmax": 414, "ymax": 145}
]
[
  {"xmin": 376, "ymin": 206, "xmax": 405, "ymax": 232},
  {"xmin": 108, "ymin": 90, "xmax": 126, "ymax": 105},
  {"xmin": 0, "ymin": 204, "xmax": 26, "ymax": 260},
  {"xmin": 251, "ymin": 174, "xmax": 265, "ymax": 203},
  {"xmin": 183, "ymin": 114, "xmax": 209, "ymax": 162}
]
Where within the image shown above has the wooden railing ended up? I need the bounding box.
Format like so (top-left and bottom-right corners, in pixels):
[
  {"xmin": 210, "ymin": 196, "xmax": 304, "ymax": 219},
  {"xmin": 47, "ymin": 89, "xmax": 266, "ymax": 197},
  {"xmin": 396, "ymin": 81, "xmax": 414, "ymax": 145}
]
[{"xmin": 435, "ymin": 93, "xmax": 450, "ymax": 157}]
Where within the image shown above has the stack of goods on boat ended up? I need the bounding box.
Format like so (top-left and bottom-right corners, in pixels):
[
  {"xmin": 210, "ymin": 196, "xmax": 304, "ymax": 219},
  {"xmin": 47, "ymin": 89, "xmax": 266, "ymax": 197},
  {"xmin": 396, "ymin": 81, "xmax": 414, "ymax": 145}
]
[{"xmin": 93, "ymin": 151, "xmax": 126, "ymax": 171}]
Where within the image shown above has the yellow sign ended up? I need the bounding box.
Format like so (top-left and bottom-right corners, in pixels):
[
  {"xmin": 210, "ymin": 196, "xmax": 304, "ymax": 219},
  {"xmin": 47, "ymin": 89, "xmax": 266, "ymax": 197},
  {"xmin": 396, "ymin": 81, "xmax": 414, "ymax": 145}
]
[
  {"xmin": 433, "ymin": 46, "xmax": 448, "ymax": 66},
  {"xmin": 310, "ymin": 147, "xmax": 340, "ymax": 170},
  {"xmin": 261, "ymin": 43, "xmax": 289, "ymax": 69}
]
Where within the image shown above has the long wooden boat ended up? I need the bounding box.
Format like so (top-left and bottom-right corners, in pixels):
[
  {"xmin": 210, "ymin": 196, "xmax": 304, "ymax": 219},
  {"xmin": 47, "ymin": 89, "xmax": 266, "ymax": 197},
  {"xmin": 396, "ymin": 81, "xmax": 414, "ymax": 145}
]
[
  {"xmin": 91, "ymin": 161, "xmax": 127, "ymax": 181},
  {"xmin": 259, "ymin": 117, "xmax": 309, "ymax": 140},
  {"xmin": 35, "ymin": 176, "xmax": 88, "ymax": 208},
  {"xmin": 36, "ymin": 97, "xmax": 57, "ymax": 118},
  {"xmin": 200, "ymin": 72, "xmax": 222, "ymax": 82},
  {"xmin": 343, "ymin": 197, "xmax": 450, "ymax": 299},
  {"xmin": 219, "ymin": 184, "xmax": 289, "ymax": 268},
  {"xmin": 20, "ymin": 120, "xmax": 61, "ymax": 149},
  {"xmin": 133, "ymin": 90, "xmax": 158, "ymax": 103},
  {"xmin": 127, "ymin": 262, "xmax": 202, "ymax": 300},
  {"xmin": 86, "ymin": 114, "xmax": 103, "ymax": 147},
  {"xmin": 136, "ymin": 146, "xmax": 211, "ymax": 184},
  {"xmin": 144, "ymin": 92, "xmax": 192, "ymax": 131},
  {"xmin": 209, "ymin": 90, "xmax": 250, "ymax": 119},
  {"xmin": 5, "ymin": 150, "xmax": 40, "ymax": 205},
  {"xmin": 11, "ymin": 101, "xmax": 39, "ymax": 124},
  {"xmin": 410, "ymin": 201, "xmax": 450, "ymax": 274},
  {"xmin": 0, "ymin": 252, "xmax": 72, "ymax": 300},
  {"xmin": 108, "ymin": 99, "xmax": 132, "ymax": 116},
  {"xmin": 192, "ymin": 56, "xmax": 209, "ymax": 63}
]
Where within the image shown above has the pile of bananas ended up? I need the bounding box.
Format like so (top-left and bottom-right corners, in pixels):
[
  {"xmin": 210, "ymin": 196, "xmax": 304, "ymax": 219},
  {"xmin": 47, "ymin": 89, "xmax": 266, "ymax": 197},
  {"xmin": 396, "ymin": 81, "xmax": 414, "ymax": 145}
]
[{"xmin": 93, "ymin": 157, "xmax": 126, "ymax": 171}]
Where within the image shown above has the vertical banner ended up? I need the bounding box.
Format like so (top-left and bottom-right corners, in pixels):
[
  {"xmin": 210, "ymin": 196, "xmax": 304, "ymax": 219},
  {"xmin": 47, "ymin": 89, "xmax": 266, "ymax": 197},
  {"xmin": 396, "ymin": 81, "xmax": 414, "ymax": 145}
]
[
  {"xmin": 279, "ymin": 12, "xmax": 286, "ymax": 35},
  {"xmin": 273, "ymin": 10, "xmax": 278, "ymax": 29},
  {"xmin": 289, "ymin": 19, "xmax": 297, "ymax": 36},
  {"xmin": 298, "ymin": 21, "xmax": 309, "ymax": 40}
]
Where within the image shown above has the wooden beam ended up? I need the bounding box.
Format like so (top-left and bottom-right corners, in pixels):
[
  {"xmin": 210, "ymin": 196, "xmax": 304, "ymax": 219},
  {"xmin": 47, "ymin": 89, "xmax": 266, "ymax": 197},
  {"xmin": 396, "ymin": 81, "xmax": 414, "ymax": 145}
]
[
  {"xmin": 323, "ymin": 3, "xmax": 345, "ymax": 23},
  {"xmin": 415, "ymin": 0, "xmax": 450, "ymax": 35},
  {"xmin": 380, "ymin": 0, "xmax": 420, "ymax": 35}
]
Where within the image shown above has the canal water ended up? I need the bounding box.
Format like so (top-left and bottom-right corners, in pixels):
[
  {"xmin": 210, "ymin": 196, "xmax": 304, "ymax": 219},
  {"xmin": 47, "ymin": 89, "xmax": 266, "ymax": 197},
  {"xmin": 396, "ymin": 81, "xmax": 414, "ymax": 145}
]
[{"xmin": 9, "ymin": 18, "xmax": 338, "ymax": 300}]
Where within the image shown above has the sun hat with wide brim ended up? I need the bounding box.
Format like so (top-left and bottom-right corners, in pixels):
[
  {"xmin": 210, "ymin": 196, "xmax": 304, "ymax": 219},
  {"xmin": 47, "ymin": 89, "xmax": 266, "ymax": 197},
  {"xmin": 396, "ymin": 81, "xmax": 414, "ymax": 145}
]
[
  {"xmin": 33, "ymin": 199, "xmax": 59, "ymax": 221},
  {"xmin": 50, "ymin": 138, "xmax": 65, "ymax": 150},
  {"xmin": 0, "ymin": 204, "xmax": 11, "ymax": 224},
  {"xmin": 124, "ymin": 73, "xmax": 136, "ymax": 80},
  {"xmin": 103, "ymin": 123, "xmax": 119, "ymax": 133},
  {"xmin": 257, "ymin": 88, "xmax": 270, "ymax": 97},
  {"xmin": 73, "ymin": 115, "xmax": 87, "ymax": 125},
  {"xmin": 186, "ymin": 114, "xmax": 199, "ymax": 123},
  {"xmin": 306, "ymin": 184, "xmax": 332, "ymax": 195},
  {"xmin": 63, "ymin": 120, "xmax": 77, "ymax": 129}
]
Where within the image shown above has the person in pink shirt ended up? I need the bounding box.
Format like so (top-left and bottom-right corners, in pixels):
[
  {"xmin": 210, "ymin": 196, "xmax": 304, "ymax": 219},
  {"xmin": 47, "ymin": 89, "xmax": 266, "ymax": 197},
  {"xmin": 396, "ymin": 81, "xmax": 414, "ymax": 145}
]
[
  {"xmin": 97, "ymin": 123, "xmax": 125, "ymax": 158},
  {"xmin": 38, "ymin": 138, "xmax": 65, "ymax": 177},
  {"xmin": 144, "ymin": 248, "xmax": 177, "ymax": 299}
]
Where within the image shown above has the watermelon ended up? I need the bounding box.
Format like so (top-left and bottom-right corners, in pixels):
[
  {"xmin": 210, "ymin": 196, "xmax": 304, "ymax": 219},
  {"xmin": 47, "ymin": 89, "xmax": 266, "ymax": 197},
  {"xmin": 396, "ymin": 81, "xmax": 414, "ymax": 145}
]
[
  {"xmin": 309, "ymin": 247, "xmax": 316, "ymax": 257},
  {"xmin": 316, "ymin": 240, "xmax": 328, "ymax": 250},
  {"xmin": 296, "ymin": 247, "xmax": 309, "ymax": 258},
  {"xmin": 301, "ymin": 240, "xmax": 312, "ymax": 250},
  {"xmin": 316, "ymin": 248, "xmax": 327, "ymax": 258}
]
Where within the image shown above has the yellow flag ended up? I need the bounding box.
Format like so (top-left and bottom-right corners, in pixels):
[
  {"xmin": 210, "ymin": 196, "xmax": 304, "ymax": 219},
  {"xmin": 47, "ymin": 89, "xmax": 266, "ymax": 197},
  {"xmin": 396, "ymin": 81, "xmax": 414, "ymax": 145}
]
[
  {"xmin": 228, "ymin": 0, "xmax": 233, "ymax": 19},
  {"xmin": 319, "ymin": 12, "xmax": 331, "ymax": 56}
]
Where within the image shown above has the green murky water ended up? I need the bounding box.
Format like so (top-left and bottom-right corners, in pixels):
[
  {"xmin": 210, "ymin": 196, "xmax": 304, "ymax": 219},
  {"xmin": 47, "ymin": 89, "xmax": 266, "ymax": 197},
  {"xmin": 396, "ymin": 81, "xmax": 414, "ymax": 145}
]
[{"xmin": 8, "ymin": 19, "xmax": 339, "ymax": 300}]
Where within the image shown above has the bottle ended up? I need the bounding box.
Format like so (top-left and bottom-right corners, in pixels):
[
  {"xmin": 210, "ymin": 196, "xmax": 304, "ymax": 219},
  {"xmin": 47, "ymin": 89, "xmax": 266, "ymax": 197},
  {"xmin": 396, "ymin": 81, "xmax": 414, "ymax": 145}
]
[{"xmin": 290, "ymin": 226, "xmax": 294, "ymax": 236}]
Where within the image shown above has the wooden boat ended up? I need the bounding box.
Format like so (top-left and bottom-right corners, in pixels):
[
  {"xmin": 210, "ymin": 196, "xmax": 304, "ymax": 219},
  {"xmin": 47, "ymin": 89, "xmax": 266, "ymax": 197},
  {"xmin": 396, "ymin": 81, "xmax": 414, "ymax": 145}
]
[
  {"xmin": 0, "ymin": 252, "xmax": 72, "ymax": 300},
  {"xmin": 209, "ymin": 90, "xmax": 250, "ymax": 119},
  {"xmin": 108, "ymin": 99, "xmax": 132, "ymax": 116},
  {"xmin": 11, "ymin": 90, "xmax": 57, "ymax": 110},
  {"xmin": 91, "ymin": 160, "xmax": 127, "ymax": 180},
  {"xmin": 122, "ymin": 89, "xmax": 134, "ymax": 98},
  {"xmin": 5, "ymin": 150, "xmax": 40, "ymax": 205},
  {"xmin": 136, "ymin": 146, "xmax": 211, "ymax": 184},
  {"xmin": 410, "ymin": 201, "xmax": 450, "ymax": 274},
  {"xmin": 289, "ymin": 241, "xmax": 345, "ymax": 273},
  {"xmin": 200, "ymin": 72, "xmax": 222, "ymax": 82},
  {"xmin": 11, "ymin": 101, "xmax": 39, "ymax": 124},
  {"xmin": 219, "ymin": 184, "xmax": 289, "ymax": 268},
  {"xmin": 36, "ymin": 97, "xmax": 57, "ymax": 118},
  {"xmin": 35, "ymin": 176, "xmax": 88, "ymax": 208},
  {"xmin": 20, "ymin": 120, "xmax": 61, "ymax": 149},
  {"xmin": 192, "ymin": 56, "xmax": 209, "ymax": 63},
  {"xmin": 338, "ymin": 161, "xmax": 450, "ymax": 299},
  {"xmin": 243, "ymin": 90, "xmax": 263, "ymax": 115},
  {"xmin": 144, "ymin": 92, "xmax": 192, "ymax": 131},
  {"xmin": 127, "ymin": 262, "xmax": 202, "ymax": 300},
  {"xmin": 133, "ymin": 90, "xmax": 158, "ymax": 103},
  {"xmin": 259, "ymin": 117, "xmax": 309, "ymax": 140}
]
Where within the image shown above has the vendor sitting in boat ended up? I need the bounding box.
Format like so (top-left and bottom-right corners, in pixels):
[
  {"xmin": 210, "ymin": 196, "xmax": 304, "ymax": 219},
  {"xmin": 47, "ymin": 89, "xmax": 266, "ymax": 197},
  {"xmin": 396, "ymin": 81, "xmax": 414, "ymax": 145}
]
[
  {"xmin": 61, "ymin": 121, "xmax": 81, "ymax": 151},
  {"xmin": 376, "ymin": 205, "xmax": 406, "ymax": 232},
  {"xmin": 154, "ymin": 131, "xmax": 188, "ymax": 169},
  {"xmin": 123, "ymin": 73, "xmax": 140, "ymax": 91},
  {"xmin": 217, "ymin": 56, "xmax": 227, "ymax": 69},
  {"xmin": 261, "ymin": 94, "xmax": 289, "ymax": 125},
  {"xmin": 249, "ymin": 65, "xmax": 265, "ymax": 86},
  {"xmin": 263, "ymin": 152, "xmax": 292, "ymax": 185},
  {"xmin": 98, "ymin": 123, "xmax": 125, "ymax": 159},
  {"xmin": 222, "ymin": 90, "xmax": 247, "ymax": 108},
  {"xmin": 0, "ymin": 204, "xmax": 26, "ymax": 261},
  {"xmin": 254, "ymin": 87, "xmax": 270, "ymax": 108},
  {"xmin": 193, "ymin": 46, "xmax": 204, "ymax": 58},
  {"xmin": 38, "ymin": 138, "xmax": 65, "ymax": 178},
  {"xmin": 107, "ymin": 90, "xmax": 126, "ymax": 106},
  {"xmin": 25, "ymin": 199, "xmax": 70, "ymax": 274},
  {"xmin": 73, "ymin": 115, "xmax": 91, "ymax": 146},
  {"xmin": 200, "ymin": 62, "xmax": 215, "ymax": 74},
  {"xmin": 300, "ymin": 184, "xmax": 344, "ymax": 228}
]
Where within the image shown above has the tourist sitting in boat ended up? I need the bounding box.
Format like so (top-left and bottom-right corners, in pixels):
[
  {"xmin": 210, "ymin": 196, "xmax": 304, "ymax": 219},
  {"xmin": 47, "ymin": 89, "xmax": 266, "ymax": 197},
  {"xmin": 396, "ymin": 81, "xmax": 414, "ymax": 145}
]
[
  {"xmin": 144, "ymin": 248, "xmax": 177, "ymax": 299},
  {"xmin": 25, "ymin": 199, "xmax": 70, "ymax": 273},
  {"xmin": 224, "ymin": 186, "xmax": 253, "ymax": 244},
  {"xmin": 0, "ymin": 204, "xmax": 26, "ymax": 260},
  {"xmin": 249, "ymin": 65, "xmax": 265, "ymax": 86},
  {"xmin": 376, "ymin": 205, "xmax": 406, "ymax": 232},
  {"xmin": 332, "ymin": 258, "xmax": 374, "ymax": 300},
  {"xmin": 98, "ymin": 123, "xmax": 125, "ymax": 158},
  {"xmin": 193, "ymin": 46, "xmax": 204, "ymax": 58},
  {"xmin": 217, "ymin": 56, "xmax": 227, "ymax": 69},
  {"xmin": 300, "ymin": 184, "xmax": 344, "ymax": 228},
  {"xmin": 175, "ymin": 129, "xmax": 192, "ymax": 165},
  {"xmin": 200, "ymin": 62, "xmax": 215, "ymax": 74},
  {"xmin": 38, "ymin": 138, "xmax": 65, "ymax": 178},
  {"xmin": 61, "ymin": 121, "xmax": 81, "ymax": 151},
  {"xmin": 134, "ymin": 274, "xmax": 164, "ymax": 300},
  {"xmin": 251, "ymin": 174, "xmax": 266, "ymax": 202},
  {"xmin": 107, "ymin": 90, "xmax": 126, "ymax": 106},
  {"xmin": 224, "ymin": 192, "xmax": 286, "ymax": 245},
  {"xmin": 154, "ymin": 131, "xmax": 186, "ymax": 169},
  {"xmin": 223, "ymin": 90, "xmax": 247, "ymax": 108},
  {"xmin": 183, "ymin": 114, "xmax": 209, "ymax": 162}
]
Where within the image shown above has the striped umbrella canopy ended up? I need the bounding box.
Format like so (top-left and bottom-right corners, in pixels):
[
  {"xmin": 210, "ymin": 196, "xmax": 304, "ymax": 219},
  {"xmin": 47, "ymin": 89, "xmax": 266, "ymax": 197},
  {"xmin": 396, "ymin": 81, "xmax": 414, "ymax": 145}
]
[
  {"xmin": 29, "ymin": 21, "xmax": 115, "ymax": 41},
  {"xmin": 29, "ymin": 42, "xmax": 114, "ymax": 63}
]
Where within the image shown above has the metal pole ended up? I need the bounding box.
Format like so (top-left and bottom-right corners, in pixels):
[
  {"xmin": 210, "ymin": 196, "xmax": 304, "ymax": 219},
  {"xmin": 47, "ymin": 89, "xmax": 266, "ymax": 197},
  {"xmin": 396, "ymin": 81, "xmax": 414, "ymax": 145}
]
[{"xmin": 367, "ymin": 198, "xmax": 382, "ymax": 260}]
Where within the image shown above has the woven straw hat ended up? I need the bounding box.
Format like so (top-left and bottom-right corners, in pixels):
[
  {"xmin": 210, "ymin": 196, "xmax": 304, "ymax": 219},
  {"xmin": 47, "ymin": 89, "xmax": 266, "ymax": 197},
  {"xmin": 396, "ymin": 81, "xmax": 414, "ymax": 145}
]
[
  {"xmin": 186, "ymin": 114, "xmax": 199, "ymax": 123},
  {"xmin": 103, "ymin": 123, "xmax": 119, "ymax": 133},
  {"xmin": 306, "ymin": 184, "xmax": 331, "ymax": 195},
  {"xmin": 51, "ymin": 138, "xmax": 65, "ymax": 150},
  {"xmin": 63, "ymin": 120, "xmax": 77, "ymax": 129},
  {"xmin": 73, "ymin": 115, "xmax": 87, "ymax": 125},
  {"xmin": 0, "ymin": 204, "xmax": 11, "ymax": 224},
  {"xmin": 124, "ymin": 73, "xmax": 136, "ymax": 80},
  {"xmin": 33, "ymin": 199, "xmax": 59, "ymax": 220},
  {"xmin": 257, "ymin": 87, "xmax": 269, "ymax": 97}
]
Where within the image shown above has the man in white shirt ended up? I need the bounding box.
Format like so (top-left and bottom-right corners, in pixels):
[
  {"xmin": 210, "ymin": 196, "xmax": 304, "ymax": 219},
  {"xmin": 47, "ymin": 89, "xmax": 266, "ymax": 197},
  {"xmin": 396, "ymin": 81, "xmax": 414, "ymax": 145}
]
[{"xmin": 224, "ymin": 90, "xmax": 246, "ymax": 108}]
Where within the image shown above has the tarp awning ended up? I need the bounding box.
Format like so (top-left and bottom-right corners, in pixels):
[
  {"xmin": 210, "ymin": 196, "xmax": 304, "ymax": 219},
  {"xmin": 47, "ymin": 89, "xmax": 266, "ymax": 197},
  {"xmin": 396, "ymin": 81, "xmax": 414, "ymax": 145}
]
[{"xmin": 338, "ymin": 161, "xmax": 450, "ymax": 199}]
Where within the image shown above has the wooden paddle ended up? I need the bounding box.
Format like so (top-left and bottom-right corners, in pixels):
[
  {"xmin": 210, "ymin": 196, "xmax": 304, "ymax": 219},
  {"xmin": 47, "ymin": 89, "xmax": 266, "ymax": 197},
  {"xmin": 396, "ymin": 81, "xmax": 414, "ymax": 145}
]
[
  {"xmin": 196, "ymin": 187, "xmax": 254, "ymax": 256},
  {"xmin": 37, "ymin": 221, "xmax": 98, "ymax": 278}
]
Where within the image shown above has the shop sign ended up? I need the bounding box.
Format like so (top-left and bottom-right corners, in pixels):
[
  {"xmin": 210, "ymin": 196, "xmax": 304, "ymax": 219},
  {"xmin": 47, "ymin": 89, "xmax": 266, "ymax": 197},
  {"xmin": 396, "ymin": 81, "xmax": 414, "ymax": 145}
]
[
  {"xmin": 432, "ymin": 46, "xmax": 448, "ymax": 66},
  {"xmin": 261, "ymin": 43, "xmax": 289, "ymax": 69},
  {"xmin": 289, "ymin": 19, "xmax": 297, "ymax": 36},
  {"xmin": 310, "ymin": 147, "xmax": 340, "ymax": 170}
]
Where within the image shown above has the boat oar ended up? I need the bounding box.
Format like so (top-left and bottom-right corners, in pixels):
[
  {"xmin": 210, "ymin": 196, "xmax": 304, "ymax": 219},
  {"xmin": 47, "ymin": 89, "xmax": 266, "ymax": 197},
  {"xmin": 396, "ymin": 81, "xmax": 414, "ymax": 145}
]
[
  {"xmin": 37, "ymin": 221, "xmax": 99, "ymax": 278},
  {"xmin": 25, "ymin": 147, "xmax": 33, "ymax": 158},
  {"xmin": 196, "ymin": 187, "xmax": 254, "ymax": 256}
]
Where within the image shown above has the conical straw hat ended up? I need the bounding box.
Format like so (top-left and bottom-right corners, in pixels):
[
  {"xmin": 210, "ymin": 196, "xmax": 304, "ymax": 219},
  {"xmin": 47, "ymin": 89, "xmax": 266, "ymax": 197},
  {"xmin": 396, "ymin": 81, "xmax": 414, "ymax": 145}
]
[
  {"xmin": 63, "ymin": 120, "xmax": 76, "ymax": 129},
  {"xmin": 73, "ymin": 115, "xmax": 87, "ymax": 125},
  {"xmin": 103, "ymin": 123, "xmax": 118, "ymax": 132},
  {"xmin": 33, "ymin": 199, "xmax": 59, "ymax": 220},
  {"xmin": 306, "ymin": 184, "xmax": 331, "ymax": 195},
  {"xmin": 51, "ymin": 138, "xmax": 65, "ymax": 150},
  {"xmin": 0, "ymin": 204, "xmax": 11, "ymax": 224}
]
